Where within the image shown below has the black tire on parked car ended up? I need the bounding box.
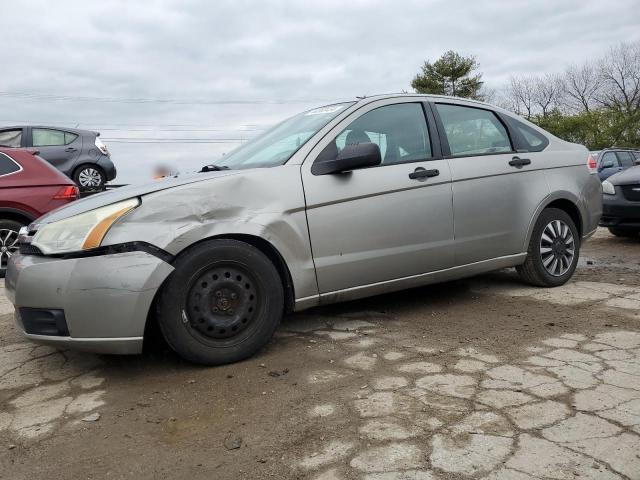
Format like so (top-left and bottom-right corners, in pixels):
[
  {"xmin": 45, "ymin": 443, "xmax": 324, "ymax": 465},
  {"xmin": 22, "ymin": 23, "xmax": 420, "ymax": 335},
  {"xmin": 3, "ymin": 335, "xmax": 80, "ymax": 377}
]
[
  {"xmin": 608, "ymin": 227, "xmax": 638, "ymax": 238},
  {"xmin": 73, "ymin": 164, "xmax": 106, "ymax": 190},
  {"xmin": 0, "ymin": 219, "xmax": 24, "ymax": 278},
  {"xmin": 156, "ymin": 239, "xmax": 284, "ymax": 365},
  {"xmin": 517, "ymin": 208, "xmax": 580, "ymax": 287}
]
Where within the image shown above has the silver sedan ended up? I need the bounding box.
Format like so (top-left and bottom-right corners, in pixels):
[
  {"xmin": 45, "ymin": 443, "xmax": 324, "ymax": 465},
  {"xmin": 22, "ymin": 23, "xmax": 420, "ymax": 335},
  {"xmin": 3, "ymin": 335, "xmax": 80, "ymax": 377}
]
[{"xmin": 6, "ymin": 94, "xmax": 602, "ymax": 365}]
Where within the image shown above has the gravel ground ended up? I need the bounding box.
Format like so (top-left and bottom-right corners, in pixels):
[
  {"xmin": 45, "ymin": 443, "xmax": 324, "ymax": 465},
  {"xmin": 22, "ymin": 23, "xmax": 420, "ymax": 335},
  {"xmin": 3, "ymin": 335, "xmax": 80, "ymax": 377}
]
[{"xmin": 1, "ymin": 228, "xmax": 639, "ymax": 480}]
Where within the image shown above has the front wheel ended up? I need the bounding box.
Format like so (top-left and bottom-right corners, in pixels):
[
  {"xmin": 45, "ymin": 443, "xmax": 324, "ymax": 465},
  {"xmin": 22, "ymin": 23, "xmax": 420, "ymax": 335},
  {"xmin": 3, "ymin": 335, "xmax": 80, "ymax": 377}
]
[
  {"xmin": 0, "ymin": 219, "xmax": 23, "ymax": 278},
  {"xmin": 517, "ymin": 208, "xmax": 580, "ymax": 287},
  {"xmin": 73, "ymin": 164, "xmax": 106, "ymax": 190},
  {"xmin": 156, "ymin": 239, "xmax": 284, "ymax": 365}
]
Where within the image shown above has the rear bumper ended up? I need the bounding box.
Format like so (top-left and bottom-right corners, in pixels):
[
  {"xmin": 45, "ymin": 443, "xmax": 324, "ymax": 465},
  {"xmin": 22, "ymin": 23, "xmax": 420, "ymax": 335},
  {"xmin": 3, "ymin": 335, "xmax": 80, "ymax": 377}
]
[
  {"xmin": 599, "ymin": 194, "xmax": 640, "ymax": 229},
  {"xmin": 6, "ymin": 251, "xmax": 174, "ymax": 354},
  {"xmin": 96, "ymin": 155, "xmax": 117, "ymax": 181}
]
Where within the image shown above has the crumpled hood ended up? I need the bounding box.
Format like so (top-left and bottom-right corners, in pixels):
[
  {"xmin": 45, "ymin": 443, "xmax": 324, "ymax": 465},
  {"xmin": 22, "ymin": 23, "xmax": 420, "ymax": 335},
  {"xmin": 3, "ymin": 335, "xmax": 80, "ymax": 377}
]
[
  {"xmin": 608, "ymin": 165, "xmax": 640, "ymax": 186},
  {"xmin": 32, "ymin": 170, "xmax": 240, "ymax": 226}
]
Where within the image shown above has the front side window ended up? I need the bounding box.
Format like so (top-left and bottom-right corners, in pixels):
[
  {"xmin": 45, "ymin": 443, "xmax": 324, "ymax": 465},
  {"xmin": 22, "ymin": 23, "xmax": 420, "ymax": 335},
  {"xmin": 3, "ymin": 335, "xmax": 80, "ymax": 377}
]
[
  {"xmin": 212, "ymin": 102, "xmax": 353, "ymax": 170},
  {"xmin": 33, "ymin": 129, "xmax": 66, "ymax": 147},
  {"xmin": 600, "ymin": 152, "xmax": 619, "ymax": 168},
  {"xmin": 316, "ymin": 103, "xmax": 432, "ymax": 166},
  {"xmin": 436, "ymin": 103, "xmax": 512, "ymax": 156},
  {"xmin": 0, "ymin": 129, "xmax": 22, "ymax": 148},
  {"xmin": 617, "ymin": 151, "xmax": 635, "ymax": 168},
  {"xmin": 0, "ymin": 153, "xmax": 21, "ymax": 176}
]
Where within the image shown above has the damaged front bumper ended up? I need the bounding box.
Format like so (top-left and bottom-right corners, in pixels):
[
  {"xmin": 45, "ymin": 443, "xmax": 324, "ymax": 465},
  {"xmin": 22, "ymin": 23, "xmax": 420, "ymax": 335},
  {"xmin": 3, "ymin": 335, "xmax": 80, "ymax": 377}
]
[{"xmin": 5, "ymin": 250, "xmax": 174, "ymax": 354}]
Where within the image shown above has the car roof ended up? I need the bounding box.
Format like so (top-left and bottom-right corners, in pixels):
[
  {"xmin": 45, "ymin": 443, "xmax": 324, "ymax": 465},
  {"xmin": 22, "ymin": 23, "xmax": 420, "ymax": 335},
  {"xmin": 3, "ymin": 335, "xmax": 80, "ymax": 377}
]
[
  {"xmin": 0, "ymin": 125, "xmax": 97, "ymax": 136},
  {"xmin": 352, "ymin": 93, "xmax": 496, "ymax": 109}
]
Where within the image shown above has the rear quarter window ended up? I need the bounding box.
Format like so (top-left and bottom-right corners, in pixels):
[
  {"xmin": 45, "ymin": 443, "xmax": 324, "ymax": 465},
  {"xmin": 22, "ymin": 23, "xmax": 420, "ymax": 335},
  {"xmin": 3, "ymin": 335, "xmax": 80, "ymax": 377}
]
[{"xmin": 0, "ymin": 152, "xmax": 22, "ymax": 176}]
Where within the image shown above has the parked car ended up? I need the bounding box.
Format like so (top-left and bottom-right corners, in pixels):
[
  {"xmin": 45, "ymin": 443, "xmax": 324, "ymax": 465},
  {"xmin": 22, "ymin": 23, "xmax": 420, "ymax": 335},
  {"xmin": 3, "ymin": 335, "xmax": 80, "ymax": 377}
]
[
  {"xmin": 592, "ymin": 148, "xmax": 640, "ymax": 181},
  {"xmin": 0, "ymin": 147, "xmax": 79, "ymax": 276},
  {"xmin": 600, "ymin": 165, "xmax": 640, "ymax": 237},
  {"xmin": 6, "ymin": 94, "xmax": 602, "ymax": 365},
  {"xmin": 0, "ymin": 126, "xmax": 116, "ymax": 189}
]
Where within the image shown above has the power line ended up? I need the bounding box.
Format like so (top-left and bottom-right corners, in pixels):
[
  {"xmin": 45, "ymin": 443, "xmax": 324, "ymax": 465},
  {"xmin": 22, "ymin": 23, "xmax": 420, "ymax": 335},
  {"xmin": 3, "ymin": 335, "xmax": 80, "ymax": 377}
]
[{"xmin": 0, "ymin": 91, "xmax": 338, "ymax": 105}]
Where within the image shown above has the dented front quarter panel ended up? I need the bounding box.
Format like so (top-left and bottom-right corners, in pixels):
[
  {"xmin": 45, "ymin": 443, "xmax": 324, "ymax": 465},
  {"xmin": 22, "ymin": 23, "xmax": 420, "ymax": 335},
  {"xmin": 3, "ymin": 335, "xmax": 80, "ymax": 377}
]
[{"xmin": 103, "ymin": 165, "xmax": 319, "ymax": 305}]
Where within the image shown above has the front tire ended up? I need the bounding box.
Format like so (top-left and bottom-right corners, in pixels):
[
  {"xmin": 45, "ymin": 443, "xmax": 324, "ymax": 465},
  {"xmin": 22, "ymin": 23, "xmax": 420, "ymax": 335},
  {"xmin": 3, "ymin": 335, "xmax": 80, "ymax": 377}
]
[
  {"xmin": 157, "ymin": 239, "xmax": 284, "ymax": 365},
  {"xmin": 73, "ymin": 164, "xmax": 106, "ymax": 190},
  {"xmin": 0, "ymin": 220, "xmax": 23, "ymax": 278},
  {"xmin": 517, "ymin": 208, "xmax": 580, "ymax": 287},
  {"xmin": 608, "ymin": 227, "xmax": 638, "ymax": 238}
]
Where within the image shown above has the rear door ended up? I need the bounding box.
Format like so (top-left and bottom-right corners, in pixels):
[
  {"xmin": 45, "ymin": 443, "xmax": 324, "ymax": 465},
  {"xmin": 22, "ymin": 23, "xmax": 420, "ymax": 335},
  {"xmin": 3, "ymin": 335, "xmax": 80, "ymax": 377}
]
[
  {"xmin": 301, "ymin": 99, "xmax": 455, "ymax": 294},
  {"xmin": 432, "ymin": 101, "xmax": 549, "ymax": 265},
  {"xmin": 29, "ymin": 128, "xmax": 81, "ymax": 175},
  {"xmin": 616, "ymin": 151, "xmax": 636, "ymax": 171}
]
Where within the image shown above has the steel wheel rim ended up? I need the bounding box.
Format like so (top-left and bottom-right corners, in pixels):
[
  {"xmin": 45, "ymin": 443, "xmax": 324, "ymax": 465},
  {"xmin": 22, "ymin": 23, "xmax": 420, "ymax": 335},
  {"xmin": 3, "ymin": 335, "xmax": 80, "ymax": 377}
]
[
  {"xmin": 78, "ymin": 168, "xmax": 102, "ymax": 187},
  {"xmin": 0, "ymin": 228, "xmax": 19, "ymax": 270},
  {"xmin": 184, "ymin": 264, "xmax": 260, "ymax": 342},
  {"xmin": 540, "ymin": 220, "xmax": 575, "ymax": 277}
]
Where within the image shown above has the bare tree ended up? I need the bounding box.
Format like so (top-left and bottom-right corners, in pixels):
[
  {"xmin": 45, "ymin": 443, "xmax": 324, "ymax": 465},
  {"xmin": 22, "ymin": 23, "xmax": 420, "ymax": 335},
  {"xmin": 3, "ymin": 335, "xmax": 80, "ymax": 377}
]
[
  {"xmin": 597, "ymin": 41, "xmax": 640, "ymax": 113},
  {"xmin": 562, "ymin": 63, "xmax": 601, "ymax": 113},
  {"xmin": 506, "ymin": 76, "xmax": 536, "ymax": 119},
  {"xmin": 533, "ymin": 74, "xmax": 562, "ymax": 116}
]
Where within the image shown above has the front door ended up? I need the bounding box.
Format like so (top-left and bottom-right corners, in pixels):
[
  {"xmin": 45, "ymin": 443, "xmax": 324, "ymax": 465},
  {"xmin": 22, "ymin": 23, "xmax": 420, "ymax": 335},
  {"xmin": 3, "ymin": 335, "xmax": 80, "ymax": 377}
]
[{"xmin": 301, "ymin": 100, "xmax": 455, "ymax": 295}]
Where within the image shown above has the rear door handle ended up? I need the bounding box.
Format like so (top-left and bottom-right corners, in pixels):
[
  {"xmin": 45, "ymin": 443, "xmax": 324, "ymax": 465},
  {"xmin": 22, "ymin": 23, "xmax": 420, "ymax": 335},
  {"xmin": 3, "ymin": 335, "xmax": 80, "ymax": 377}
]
[
  {"xmin": 409, "ymin": 167, "xmax": 439, "ymax": 180},
  {"xmin": 509, "ymin": 156, "xmax": 531, "ymax": 168},
  {"xmin": 65, "ymin": 147, "xmax": 77, "ymax": 152}
]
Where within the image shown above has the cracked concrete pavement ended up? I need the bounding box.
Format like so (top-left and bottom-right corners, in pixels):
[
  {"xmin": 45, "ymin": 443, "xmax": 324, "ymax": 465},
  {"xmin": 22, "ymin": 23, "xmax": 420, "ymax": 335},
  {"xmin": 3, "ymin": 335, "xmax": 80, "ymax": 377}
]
[{"xmin": 1, "ymin": 228, "xmax": 639, "ymax": 479}]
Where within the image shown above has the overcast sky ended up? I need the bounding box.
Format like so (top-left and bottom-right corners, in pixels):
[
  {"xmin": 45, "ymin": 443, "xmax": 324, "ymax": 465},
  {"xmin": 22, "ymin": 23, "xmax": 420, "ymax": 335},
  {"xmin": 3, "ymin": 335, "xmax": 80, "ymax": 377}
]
[{"xmin": 1, "ymin": 0, "xmax": 639, "ymax": 183}]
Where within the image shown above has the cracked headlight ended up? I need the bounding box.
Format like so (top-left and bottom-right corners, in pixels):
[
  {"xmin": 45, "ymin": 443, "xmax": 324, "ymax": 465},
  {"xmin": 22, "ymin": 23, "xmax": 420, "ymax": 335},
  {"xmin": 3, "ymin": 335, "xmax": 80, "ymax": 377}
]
[
  {"xmin": 602, "ymin": 180, "xmax": 616, "ymax": 195},
  {"xmin": 32, "ymin": 198, "xmax": 139, "ymax": 254}
]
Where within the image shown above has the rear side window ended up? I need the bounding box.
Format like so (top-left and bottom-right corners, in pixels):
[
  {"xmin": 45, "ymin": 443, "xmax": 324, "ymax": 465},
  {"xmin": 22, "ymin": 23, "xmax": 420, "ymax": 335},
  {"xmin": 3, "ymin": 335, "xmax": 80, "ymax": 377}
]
[
  {"xmin": 617, "ymin": 151, "xmax": 635, "ymax": 168},
  {"xmin": 0, "ymin": 129, "xmax": 22, "ymax": 147},
  {"xmin": 0, "ymin": 152, "xmax": 21, "ymax": 176},
  {"xmin": 32, "ymin": 129, "xmax": 66, "ymax": 147},
  {"xmin": 64, "ymin": 132, "xmax": 78, "ymax": 144},
  {"xmin": 436, "ymin": 104, "xmax": 512, "ymax": 156}
]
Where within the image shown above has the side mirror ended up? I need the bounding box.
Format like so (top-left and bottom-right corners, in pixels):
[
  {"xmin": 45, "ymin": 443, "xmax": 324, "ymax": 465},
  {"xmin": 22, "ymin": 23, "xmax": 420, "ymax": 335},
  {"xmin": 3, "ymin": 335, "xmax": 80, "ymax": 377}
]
[
  {"xmin": 601, "ymin": 160, "xmax": 615, "ymax": 169},
  {"xmin": 312, "ymin": 142, "xmax": 382, "ymax": 175}
]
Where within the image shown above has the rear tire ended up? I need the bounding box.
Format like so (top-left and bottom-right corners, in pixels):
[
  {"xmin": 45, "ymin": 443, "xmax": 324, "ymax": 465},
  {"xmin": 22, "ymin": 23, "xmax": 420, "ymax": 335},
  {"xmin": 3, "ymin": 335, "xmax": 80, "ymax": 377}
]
[
  {"xmin": 73, "ymin": 164, "xmax": 106, "ymax": 190},
  {"xmin": 157, "ymin": 239, "xmax": 284, "ymax": 365},
  {"xmin": 0, "ymin": 219, "xmax": 24, "ymax": 278},
  {"xmin": 517, "ymin": 208, "xmax": 580, "ymax": 287},
  {"xmin": 608, "ymin": 227, "xmax": 638, "ymax": 238}
]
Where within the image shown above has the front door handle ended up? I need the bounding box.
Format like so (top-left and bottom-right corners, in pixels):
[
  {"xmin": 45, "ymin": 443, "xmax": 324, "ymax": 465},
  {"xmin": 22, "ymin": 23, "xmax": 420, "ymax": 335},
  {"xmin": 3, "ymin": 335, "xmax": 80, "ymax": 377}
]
[
  {"xmin": 65, "ymin": 147, "xmax": 77, "ymax": 152},
  {"xmin": 509, "ymin": 156, "xmax": 531, "ymax": 168},
  {"xmin": 409, "ymin": 167, "xmax": 439, "ymax": 180}
]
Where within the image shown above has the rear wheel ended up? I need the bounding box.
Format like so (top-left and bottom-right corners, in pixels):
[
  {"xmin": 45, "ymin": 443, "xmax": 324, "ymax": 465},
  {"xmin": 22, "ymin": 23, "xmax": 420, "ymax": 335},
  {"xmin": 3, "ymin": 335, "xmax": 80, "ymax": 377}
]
[
  {"xmin": 0, "ymin": 220, "xmax": 23, "ymax": 278},
  {"xmin": 517, "ymin": 208, "xmax": 580, "ymax": 287},
  {"xmin": 608, "ymin": 227, "xmax": 639, "ymax": 238},
  {"xmin": 73, "ymin": 164, "xmax": 105, "ymax": 190},
  {"xmin": 157, "ymin": 239, "xmax": 284, "ymax": 365}
]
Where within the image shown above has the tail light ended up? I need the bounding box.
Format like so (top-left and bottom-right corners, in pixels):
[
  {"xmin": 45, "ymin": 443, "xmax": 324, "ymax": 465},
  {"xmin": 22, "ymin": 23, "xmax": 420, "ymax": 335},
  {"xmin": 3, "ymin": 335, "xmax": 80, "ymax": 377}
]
[
  {"xmin": 587, "ymin": 153, "xmax": 597, "ymax": 174},
  {"xmin": 53, "ymin": 185, "xmax": 79, "ymax": 200},
  {"xmin": 95, "ymin": 137, "xmax": 109, "ymax": 156}
]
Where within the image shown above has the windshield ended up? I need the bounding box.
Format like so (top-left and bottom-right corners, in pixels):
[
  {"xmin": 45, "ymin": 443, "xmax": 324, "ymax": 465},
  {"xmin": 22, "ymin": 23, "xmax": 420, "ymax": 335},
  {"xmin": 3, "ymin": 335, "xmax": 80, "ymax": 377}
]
[{"xmin": 210, "ymin": 102, "xmax": 353, "ymax": 170}]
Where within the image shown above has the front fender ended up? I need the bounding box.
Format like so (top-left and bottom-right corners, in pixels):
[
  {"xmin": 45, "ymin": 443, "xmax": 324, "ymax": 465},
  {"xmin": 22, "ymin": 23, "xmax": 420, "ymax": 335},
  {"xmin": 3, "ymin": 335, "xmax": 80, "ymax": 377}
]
[{"xmin": 103, "ymin": 166, "xmax": 319, "ymax": 304}]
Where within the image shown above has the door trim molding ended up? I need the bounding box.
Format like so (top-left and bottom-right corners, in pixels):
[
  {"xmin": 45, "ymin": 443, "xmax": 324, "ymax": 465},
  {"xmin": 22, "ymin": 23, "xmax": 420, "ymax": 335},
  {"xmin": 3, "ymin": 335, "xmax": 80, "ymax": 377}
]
[{"xmin": 294, "ymin": 252, "xmax": 527, "ymax": 310}]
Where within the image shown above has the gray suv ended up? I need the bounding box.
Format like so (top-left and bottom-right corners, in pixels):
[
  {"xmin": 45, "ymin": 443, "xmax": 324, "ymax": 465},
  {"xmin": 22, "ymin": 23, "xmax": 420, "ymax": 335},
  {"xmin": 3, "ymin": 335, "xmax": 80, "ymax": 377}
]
[
  {"xmin": 6, "ymin": 95, "xmax": 602, "ymax": 365},
  {"xmin": 0, "ymin": 126, "xmax": 116, "ymax": 189}
]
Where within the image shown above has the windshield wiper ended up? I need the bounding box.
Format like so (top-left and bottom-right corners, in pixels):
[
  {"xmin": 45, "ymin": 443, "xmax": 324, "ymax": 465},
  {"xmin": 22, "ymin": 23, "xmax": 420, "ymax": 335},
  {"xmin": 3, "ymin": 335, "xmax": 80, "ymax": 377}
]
[{"xmin": 199, "ymin": 164, "xmax": 230, "ymax": 173}]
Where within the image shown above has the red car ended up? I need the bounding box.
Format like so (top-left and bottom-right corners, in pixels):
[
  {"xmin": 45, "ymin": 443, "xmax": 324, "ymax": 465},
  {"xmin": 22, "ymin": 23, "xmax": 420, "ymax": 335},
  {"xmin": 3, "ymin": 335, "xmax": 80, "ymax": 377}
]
[{"xmin": 0, "ymin": 147, "xmax": 79, "ymax": 276}]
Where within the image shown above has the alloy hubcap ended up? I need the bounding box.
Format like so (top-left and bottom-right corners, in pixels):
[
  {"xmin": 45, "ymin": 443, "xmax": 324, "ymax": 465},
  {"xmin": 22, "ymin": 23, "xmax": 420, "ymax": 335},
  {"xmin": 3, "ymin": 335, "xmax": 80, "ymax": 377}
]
[
  {"xmin": 78, "ymin": 168, "xmax": 102, "ymax": 187},
  {"xmin": 0, "ymin": 228, "xmax": 19, "ymax": 270},
  {"xmin": 540, "ymin": 220, "xmax": 575, "ymax": 277},
  {"xmin": 185, "ymin": 265, "xmax": 258, "ymax": 340}
]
